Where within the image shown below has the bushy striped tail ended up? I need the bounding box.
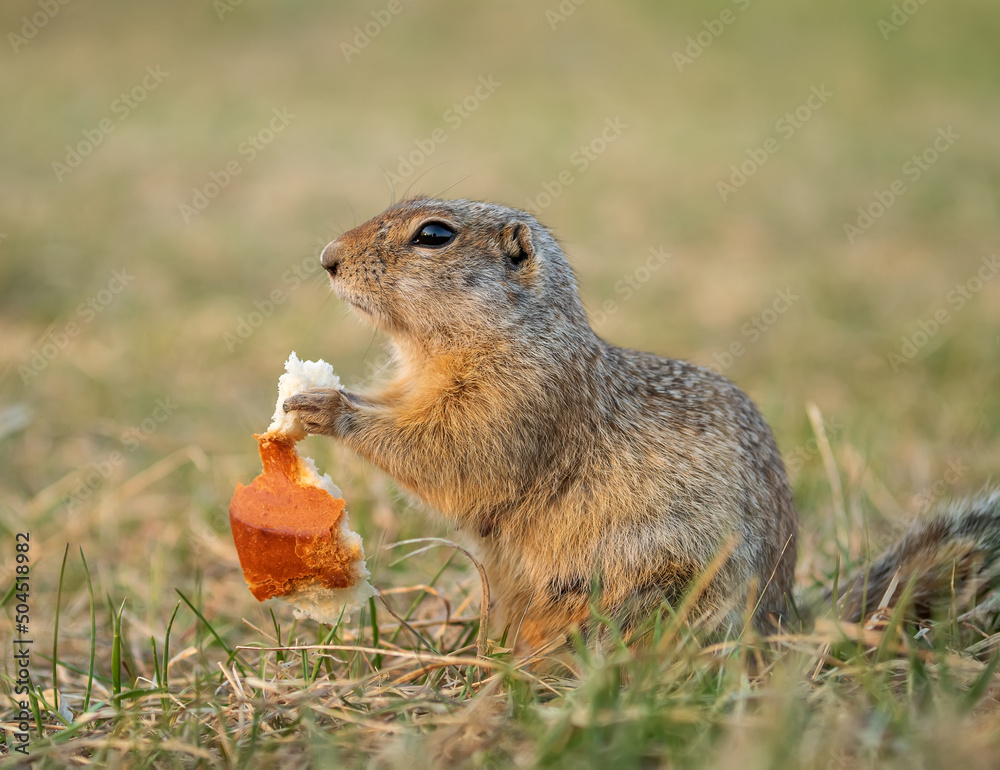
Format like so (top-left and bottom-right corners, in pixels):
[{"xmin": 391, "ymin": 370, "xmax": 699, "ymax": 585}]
[{"xmin": 838, "ymin": 491, "xmax": 1000, "ymax": 624}]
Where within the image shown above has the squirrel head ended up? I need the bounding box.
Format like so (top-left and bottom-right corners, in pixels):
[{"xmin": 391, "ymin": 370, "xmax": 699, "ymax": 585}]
[{"xmin": 320, "ymin": 197, "xmax": 591, "ymax": 353}]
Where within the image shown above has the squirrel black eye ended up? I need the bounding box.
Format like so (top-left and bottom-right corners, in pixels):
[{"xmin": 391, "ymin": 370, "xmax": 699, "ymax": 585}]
[{"xmin": 412, "ymin": 222, "xmax": 455, "ymax": 248}]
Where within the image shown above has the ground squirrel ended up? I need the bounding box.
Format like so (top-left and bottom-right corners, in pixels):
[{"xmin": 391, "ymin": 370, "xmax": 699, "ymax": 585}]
[{"xmin": 284, "ymin": 197, "xmax": 1000, "ymax": 650}]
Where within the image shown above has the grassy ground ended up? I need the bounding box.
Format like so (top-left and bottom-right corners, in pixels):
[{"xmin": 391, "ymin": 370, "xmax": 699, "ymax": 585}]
[{"xmin": 2, "ymin": 0, "xmax": 1000, "ymax": 766}]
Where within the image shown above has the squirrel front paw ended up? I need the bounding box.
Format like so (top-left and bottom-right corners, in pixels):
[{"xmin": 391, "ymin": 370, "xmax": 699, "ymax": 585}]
[{"xmin": 282, "ymin": 388, "xmax": 352, "ymax": 438}]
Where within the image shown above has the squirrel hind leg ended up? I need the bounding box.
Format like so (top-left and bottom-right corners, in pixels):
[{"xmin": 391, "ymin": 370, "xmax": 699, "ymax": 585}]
[{"xmin": 602, "ymin": 562, "xmax": 746, "ymax": 645}]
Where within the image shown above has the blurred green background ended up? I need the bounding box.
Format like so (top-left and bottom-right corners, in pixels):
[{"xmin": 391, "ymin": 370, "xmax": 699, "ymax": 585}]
[{"xmin": 2, "ymin": 0, "xmax": 999, "ymax": 631}]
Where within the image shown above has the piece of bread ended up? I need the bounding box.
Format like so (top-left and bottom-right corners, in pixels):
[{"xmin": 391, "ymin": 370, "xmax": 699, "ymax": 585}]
[{"xmin": 229, "ymin": 353, "xmax": 375, "ymax": 623}]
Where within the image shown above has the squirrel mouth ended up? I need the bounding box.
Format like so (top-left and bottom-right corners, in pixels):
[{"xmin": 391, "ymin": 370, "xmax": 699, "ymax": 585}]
[
  {"xmin": 345, "ymin": 294, "xmax": 376, "ymax": 318},
  {"xmin": 335, "ymin": 286, "xmax": 383, "ymax": 325},
  {"xmin": 331, "ymin": 280, "xmax": 406, "ymax": 335}
]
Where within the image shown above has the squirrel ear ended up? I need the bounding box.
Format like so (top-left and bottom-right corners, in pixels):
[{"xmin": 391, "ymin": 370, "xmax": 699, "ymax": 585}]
[{"xmin": 499, "ymin": 221, "xmax": 534, "ymax": 270}]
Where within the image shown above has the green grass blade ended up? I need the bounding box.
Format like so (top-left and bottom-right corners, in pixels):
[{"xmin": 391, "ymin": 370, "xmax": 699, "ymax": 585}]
[
  {"xmin": 175, "ymin": 588, "xmax": 248, "ymax": 676},
  {"xmin": 387, "ymin": 550, "xmax": 457, "ymax": 646},
  {"xmin": 151, "ymin": 635, "xmax": 161, "ymax": 687},
  {"xmin": 368, "ymin": 595, "xmax": 382, "ymax": 670},
  {"xmin": 269, "ymin": 606, "xmax": 284, "ymax": 666},
  {"xmin": 162, "ymin": 600, "xmax": 180, "ymax": 683},
  {"xmin": 79, "ymin": 548, "xmax": 97, "ymax": 712},
  {"xmin": 51, "ymin": 543, "xmax": 69, "ymax": 717},
  {"xmin": 961, "ymin": 651, "xmax": 1000, "ymax": 713},
  {"xmin": 112, "ymin": 598, "xmax": 126, "ymax": 708}
]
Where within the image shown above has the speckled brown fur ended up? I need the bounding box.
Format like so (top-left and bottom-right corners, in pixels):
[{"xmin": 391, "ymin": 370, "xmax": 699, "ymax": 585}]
[{"xmin": 283, "ymin": 197, "xmax": 800, "ymax": 650}]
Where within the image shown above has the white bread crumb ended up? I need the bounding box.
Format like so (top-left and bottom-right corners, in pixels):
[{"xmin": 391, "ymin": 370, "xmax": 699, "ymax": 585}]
[
  {"xmin": 267, "ymin": 351, "xmax": 343, "ymax": 441},
  {"xmin": 265, "ymin": 352, "xmax": 375, "ymax": 624},
  {"xmin": 283, "ymin": 575, "xmax": 376, "ymax": 626}
]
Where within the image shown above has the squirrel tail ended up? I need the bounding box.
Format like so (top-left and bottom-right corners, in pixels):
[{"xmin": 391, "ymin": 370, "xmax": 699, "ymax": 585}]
[{"xmin": 838, "ymin": 490, "xmax": 1000, "ymax": 624}]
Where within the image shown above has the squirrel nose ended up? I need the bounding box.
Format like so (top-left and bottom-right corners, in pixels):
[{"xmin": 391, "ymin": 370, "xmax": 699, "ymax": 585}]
[{"xmin": 320, "ymin": 240, "xmax": 342, "ymax": 278}]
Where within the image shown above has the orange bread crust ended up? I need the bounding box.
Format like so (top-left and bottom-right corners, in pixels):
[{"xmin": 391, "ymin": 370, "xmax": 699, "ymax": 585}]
[{"xmin": 229, "ymin": 434, "xmax": 363, "ymax": 601}]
